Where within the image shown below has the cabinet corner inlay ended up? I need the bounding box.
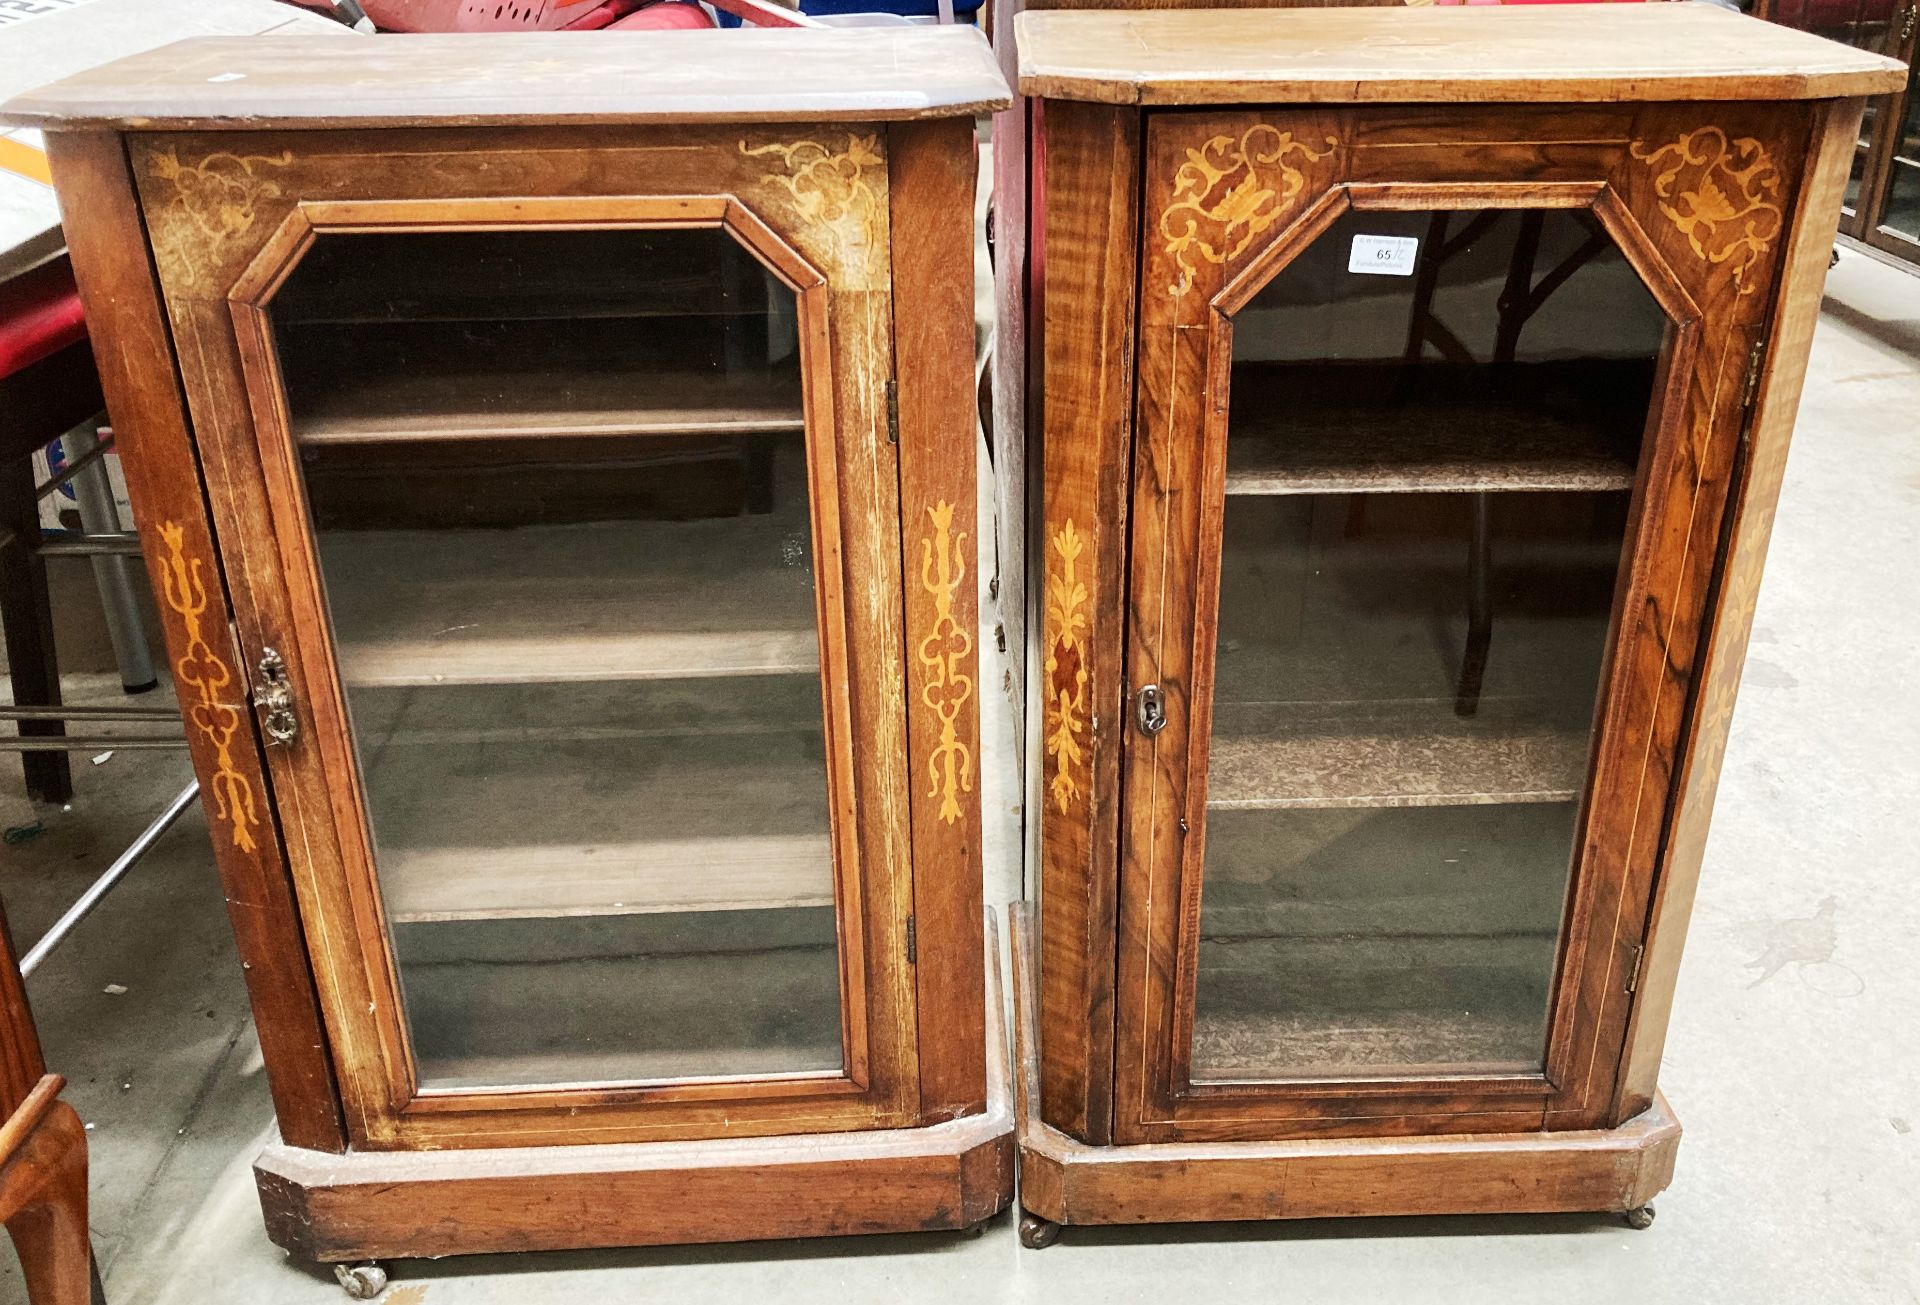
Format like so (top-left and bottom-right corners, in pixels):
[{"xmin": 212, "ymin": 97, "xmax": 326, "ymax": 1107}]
[
  {"xmin": 156, "ymin": 521, "xmax": 261, "ymax": 854},
  {"xmin": 918, "ymin": 500, "xmax": 975, "ymax": 825},
  {"xmin": 1044, "ymin": 519, "xmax": 1090, "ymax": 814},
  {"xmin": 740, "ymin": 132, "xmax": 884, "ymax": 237},
  {"xmin": 148, "ymin": 147, "xmax": 293, "ymax": 235},
  {"xmin": 1159, "ymin": 126, "xmax": 1337, "ymax": 299},
  {"xmin": 1630, "ymin": 127, "xmax": 1784, "ymax": 296}
]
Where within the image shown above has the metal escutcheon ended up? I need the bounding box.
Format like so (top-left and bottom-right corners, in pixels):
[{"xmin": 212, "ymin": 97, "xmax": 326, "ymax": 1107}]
[
  {"xmin": 256, "ymin": 646, "xmax": 298, "ymax": 746},
  {"xmin": 1136, "ymin": 684, "xmax": 1168, "ymax": 736}
]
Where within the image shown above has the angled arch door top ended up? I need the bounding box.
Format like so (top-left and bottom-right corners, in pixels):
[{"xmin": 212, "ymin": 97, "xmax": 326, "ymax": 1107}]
[
  {"xmin": 1116, "ymin": 103, "xmax": 1810, "ymax": 1144},
  {"xmin": 132, "ymin": 132, "xmax": 920, "ymax": 1151}
]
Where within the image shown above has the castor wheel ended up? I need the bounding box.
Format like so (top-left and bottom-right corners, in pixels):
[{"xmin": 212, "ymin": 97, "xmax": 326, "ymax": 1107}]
[
  {"xmin": 334, "ymin": 1261, "xmax": 389, "ymax": 1299},
  {"xmin": 960, "ymin": 1220, "xmax": 988, "ymax": 1238},
  {"xmin": 1018, "ymin": 1211, "xmax": 1062, "ymax": 1249},
  {"xmin": 1622, "ymin": 1204, "xmax": 1656, "ymax": 1231}
]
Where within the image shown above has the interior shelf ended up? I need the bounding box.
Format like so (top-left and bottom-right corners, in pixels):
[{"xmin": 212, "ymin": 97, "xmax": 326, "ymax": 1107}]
[
  {"xmin": 363, "ymin": 725, "xmax": 833, "ymax": 924},
  {"xmin": 396, "ymin": 909, "xmax": 843, "ymax": 1090},
  {"xmin": 318, "ymin": 510, "xmax": 820, "ymax": 687},
  {"xmin": 275, "ymin": 278, "xmax": 774, "ymax": 327},
  {"xmin": 1191, "ymin": 1002, "xmax": 1546, "ymax": 1081},
  {"xmin": 1224, "ymin": 361, "xmax": 1643, "ymax": 495},
  {"xmin": 271, "ymin": 226, "xmax": 783, "ymax": 327},
  {"xmin": 285, "ymin": 358, "xmax": 805, "ymax": 445},
  {"xmin": 1205, "ymin": 697, "xmax": 1592, "ymax": 810}
]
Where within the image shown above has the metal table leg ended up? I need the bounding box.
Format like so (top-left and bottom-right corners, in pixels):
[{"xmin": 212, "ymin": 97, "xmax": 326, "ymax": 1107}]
[{"xmin": 58, "ymin": 424, "xmax": 155, "ymax": 695}]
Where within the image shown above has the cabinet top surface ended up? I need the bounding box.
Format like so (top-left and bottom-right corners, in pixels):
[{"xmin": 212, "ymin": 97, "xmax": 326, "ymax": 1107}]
[
  {"xmin": 1, "ymin": 26, "xmax": 1011, "ymax": 131},
  {"xmin": 1016, "ymin": 6, "xmax": 1907, "ymax": 105}
]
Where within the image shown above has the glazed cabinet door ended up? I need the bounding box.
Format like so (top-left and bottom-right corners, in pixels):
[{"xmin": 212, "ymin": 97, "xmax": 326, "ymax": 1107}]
[
  {"xmin": 1115, "ymin": 103, "xmax": 1817, "ymax": 1141},
  {"xmin": 134, "ymin": 126, "xmax": 924, "ymax": 1148},
  {"xmin": 1764, "ymin": 0, "xmax": 1920, "ymax": 258}
]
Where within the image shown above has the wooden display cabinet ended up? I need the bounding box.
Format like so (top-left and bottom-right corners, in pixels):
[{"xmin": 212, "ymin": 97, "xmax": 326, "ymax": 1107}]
[
  {"xmin": 6, "ymin": 29, "xmax": 1014, "ymax": 1279},
  {"xmin": 1760, "ymin": 0, "xmax": 1920, "ymax": 268},
  {"xmin": 1013, "ymin": 5, "xmax": 1902, "ymax": 1243}
]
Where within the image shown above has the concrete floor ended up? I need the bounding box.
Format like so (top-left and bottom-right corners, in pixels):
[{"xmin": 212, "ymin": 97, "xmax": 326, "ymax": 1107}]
[{"xmin": 2, "ymin": 249, "xmax": 1918, "ymax": 1303}]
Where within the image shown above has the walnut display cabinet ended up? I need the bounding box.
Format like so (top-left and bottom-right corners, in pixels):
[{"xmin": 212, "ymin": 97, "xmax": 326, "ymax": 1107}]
[
  {"xmin": 5, "ymin": 28, "xmax": 1013, "ymax": 1279},
  {"xmin": 1011, "ymin": 5, "xmax": 1903, "ymax": 1244}
]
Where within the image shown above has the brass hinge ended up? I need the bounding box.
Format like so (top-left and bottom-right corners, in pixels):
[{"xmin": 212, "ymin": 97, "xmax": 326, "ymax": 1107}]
[
  {"xmin": 1903, "ymin": 3, "xmax": 1916, "ymax": 42},
  {"xmin": 885, "ymin": 378, "xmax": 900, "ymax": 444},
  {"xmin": 905, "ymin": 914, "xmax": 916, "ymax": 964},
  {"xmin": 1741, "ymin": 340, "xmax": 1767, "ymax": 410},
  {"xmin": 1626, "ymin": 944, "xmax": 1646, "ymax": 995}
]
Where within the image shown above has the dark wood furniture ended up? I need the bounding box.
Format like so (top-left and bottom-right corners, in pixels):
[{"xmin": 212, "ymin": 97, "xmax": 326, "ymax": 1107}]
[
  {"xmin": 984, "ymin": 0, "xmax": 1407, "ymax": 823},
  {"xmin": 6, "ymin": 28, "xmax": 1013, "ymax": 1284},
  {"xmin": 1760, "ymin": 0, "xmax": 1920, "ymax": 268},
  {"xmin": 0, "ymin": 899, "xmax": 97, "ymax": 1305},
  {"xmin": 1014, "ymin": 4, "xmax": 1902, "ymax": 1242},
  {"xmin": 0, "ymin": 259, "xmax": 103, "ymax": 803}
]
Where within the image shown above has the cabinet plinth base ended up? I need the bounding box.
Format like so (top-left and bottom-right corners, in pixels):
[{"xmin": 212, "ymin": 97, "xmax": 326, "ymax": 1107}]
[
  {"xmin": 1008, "ymin": 904, "xmax": 1680, "ymax": 1229},
  {"xmin": 255, "ymin": 920, "xmax": 1014, "ymax": 1264}
]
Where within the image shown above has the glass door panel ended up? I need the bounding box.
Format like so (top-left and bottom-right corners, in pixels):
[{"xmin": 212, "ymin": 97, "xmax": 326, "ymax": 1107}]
[
  {"xmin": 1191, "ymin": 208, "xmax": 1665, "ymax": 1082},
  {"xmin": 268, "ymin": 225, "xmax": 842, "ymax": 1091},
  {"xmin": 1767, "ymin": 0, "xmax": 1912, "ymax": 237},
  {"xmin": 1876, "ymin": 63, "xmax": 1920, "ymax": 242}
]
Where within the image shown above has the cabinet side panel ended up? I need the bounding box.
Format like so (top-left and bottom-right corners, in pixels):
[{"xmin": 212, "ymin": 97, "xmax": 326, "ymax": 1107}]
[
  {"xmin": 1538, "ymin": 102, "xmax": 1810, "ymax": 1124},
  {"xmin": 989, "ymin": 0, "xmax": 1031, "ymax": 824},
  {"xmin": 889, "ymin": 116, "xmax": 989, "ymax": 1121},
  {"xmin": 1035, "ymin": 101, "xmax": 1140, "ymax": 1144},
  {"xmin": 1614, "ymin": 99, "xmax": 1863, "ymax": 1120},
  {"xmin": 42, "ymin": 129, "xmax": 347, "ymax": 1153}
]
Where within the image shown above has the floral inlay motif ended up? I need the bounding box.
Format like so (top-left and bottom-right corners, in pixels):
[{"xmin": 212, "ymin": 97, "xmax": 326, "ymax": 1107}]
[
  {"xmin": 918, "ymin": 501, "xmax": 974, "ymax": 826},
  {"xmin": 157, "ymin": 522, "xmax": 260, "ymax": 853},
  {"xmin": 1159, "ymin": 126, "xmax": 1337, "ymax": 298},
  {"xmin": 740, "ymin": 132, "xmax": 883, "ymax": 232},
  {"xmin": 148, "ymin": 149, "xmax": 292, "ymax": 239},
  {"xmin": 1631, "ymin": 127, "xmax": 1784, "ymax": 296},
  {"xmin": 1044, "ymin": 520, "xmax": 1090, "ymax": 814}
]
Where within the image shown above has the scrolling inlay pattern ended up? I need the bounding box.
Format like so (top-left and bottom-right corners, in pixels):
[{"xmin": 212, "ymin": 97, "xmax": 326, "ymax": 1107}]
[
  {"xmin": 146, "ymin": 148, "xmax": 292, "ymax": 286},
  {"xmin": 157, "ymin": 522, "xmax": 260, "ymax": 853},
  {"xmin": 918, "ymin": 501, "xmax": 974, "ymax": 825},
  {"xmin": 1159, "ymin": 126, "xmax": 1336, "ymax": 298},
  {"xmin": 1044, "ymin": 520, "xmax": 1090, "ymax": 814},
  {"xmin": 740, "ymin": 132, "xmax": 883, "ymax": 248},
  {"xmin": 1630, "ymin": 127, "xmax": 1783, "ymax": 296}
]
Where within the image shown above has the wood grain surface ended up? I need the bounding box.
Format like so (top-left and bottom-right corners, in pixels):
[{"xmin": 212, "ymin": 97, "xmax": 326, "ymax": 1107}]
[
  {"xmin": 3, "ymin": 28, "xmax": 1011, "ymax": 130},
  {"xmin": 118, "ymin": 122, "xmax": 935, "ymax": 1150},
  {"xmin": 45, "ymin": 129, "xmax": 349, "ymax": 1153},
  {"xmin": 1011, "ymin": 902, "xmax": 1679, "ymax": 1227},
  {"xmin": 1016, "ymin": 6, "xmax": 1907, "ymax": 106},
  {"xmin": 254, "ymin": 910, "xmax": 1014, "ymax": 1263}
]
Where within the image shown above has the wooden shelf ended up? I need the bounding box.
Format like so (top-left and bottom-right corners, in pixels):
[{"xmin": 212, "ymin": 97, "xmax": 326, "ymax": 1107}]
[
  {"xmin": 318, "ymin": 510, "xmax": 821, "ymax": 687},
  {"xmin": 1194, "ymin": 918, "xmax": 1556, "ymax": 1080},
  {"xmin": 1224, "ymin": 362, "xmax": 1643, "ymax": 495},
  {"xmin": 395, "ymin": 909, "xmax": 843, "ymax": 1089},
  {"xmin": 383, "ymin": 833, "xmax": 833, "ymax": 924},
  {"xmin": 1205, "ymin": 697, "xmax": 1592, "ymax": 810},
  {"xmin": 363, "ymin": 726, "xmax": 833, "ymax": 924},
  {"xmin": 272, "ymin": 231, "xmax": 780, "ymax": 326},
  {"xmin": 287, "ymin": 360, "xmax": 804, "ymax": 445},
  {"xmin": 1192, "ymin": 1003, "xmax": 1546, "ymax": 1081}
]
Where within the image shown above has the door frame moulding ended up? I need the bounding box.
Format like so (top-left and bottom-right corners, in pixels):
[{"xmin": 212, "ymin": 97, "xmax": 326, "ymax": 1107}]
[
  {"xmin": 1116, "ymin": 173, "xmax": 1712, "ymax": 1140},
  {"xmin": 221, "ymin": 190, "xmax": 900, "ymax": 1148}
]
